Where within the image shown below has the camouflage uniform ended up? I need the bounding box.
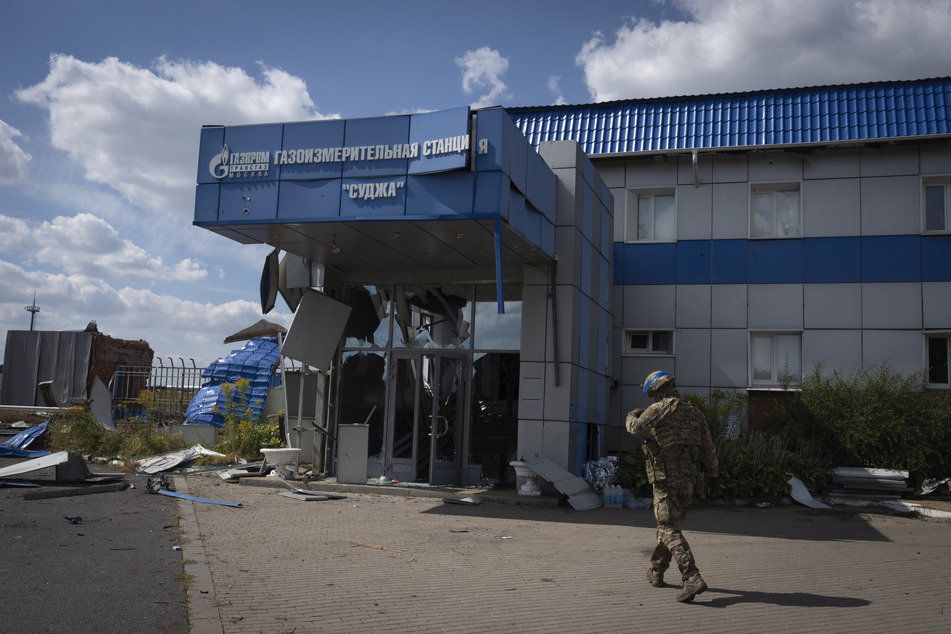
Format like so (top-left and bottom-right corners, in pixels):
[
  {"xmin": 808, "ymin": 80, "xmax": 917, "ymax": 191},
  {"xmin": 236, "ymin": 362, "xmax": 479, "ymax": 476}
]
[{"xmin": 625, "ymin": 375, "xmax": 717, "ymax": 595}]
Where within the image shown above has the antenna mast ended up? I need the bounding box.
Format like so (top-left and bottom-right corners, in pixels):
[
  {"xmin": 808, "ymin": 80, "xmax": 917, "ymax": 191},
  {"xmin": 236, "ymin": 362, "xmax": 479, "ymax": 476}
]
[{"xmin": 24, "ymin": 291, "xmax": 40, "ymax": 331}]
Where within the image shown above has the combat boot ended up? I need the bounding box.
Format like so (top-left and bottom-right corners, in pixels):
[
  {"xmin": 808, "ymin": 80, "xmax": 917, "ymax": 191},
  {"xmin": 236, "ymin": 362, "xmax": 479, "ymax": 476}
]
[
  {"xmin": 676, "ymin": 574, "xmax": 707, "ymax": 603},
  {"xmin": 646, "ymin": 568, "xmax": 665, "ymax": 587}
]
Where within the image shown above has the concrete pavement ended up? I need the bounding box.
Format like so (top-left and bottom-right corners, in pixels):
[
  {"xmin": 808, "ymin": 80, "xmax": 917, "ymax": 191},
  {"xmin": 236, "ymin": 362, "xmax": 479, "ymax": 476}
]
[{"xmin": 174, "ymin": 474, "xmax": 951, "ymax": 634}]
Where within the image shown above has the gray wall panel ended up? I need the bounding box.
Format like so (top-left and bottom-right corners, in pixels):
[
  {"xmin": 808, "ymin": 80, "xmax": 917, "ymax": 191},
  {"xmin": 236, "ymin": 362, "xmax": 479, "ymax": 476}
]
[
  {"xmin": 677, "ymin": 184, "xmax": 713, "ymax": 240},
  {"xmin": 712, "ymin": 284, "xmax": 748, "ymax": 328},
  {"xmin": 803, "ymin": 330, "xmax": 863, "ymax": 376},
  {"xmin": 710, "ymin": 329, "xmax": 749, "ymax": 387},
  {"xmin": 803, "ymin": 178, "xmax": 861, "ymax": 237},
  {"xmin": 862, "ymin": 283, "xmax": 922, "ymax": 329},
  {"xmin": 863, "ymin": 330, "xmax": 923, "ymax": 375},
  {"xmin": 923, "ymin": 282, "xmax": 951, "ymax": 329},
  {"xmin": 804, "ymin": 283, "xmax": 862, "ymax": 329},
  {"xmin": 676, "ymin": 284, "xmax": 712, "ymax": 328},
  {"xmin": 711, "ymin": 182, "xmax": 749, "ymax": 238},
  {"xmin": 749, "ymin": 284, "xmax": 804, "ymax": 329},
  {"xmin": 861, "ymin": 176, "xmax": 920, "ymax": 235},
  {"xmin": 622, "ymin": 285, "xmax": 675, "ymax": 328}
]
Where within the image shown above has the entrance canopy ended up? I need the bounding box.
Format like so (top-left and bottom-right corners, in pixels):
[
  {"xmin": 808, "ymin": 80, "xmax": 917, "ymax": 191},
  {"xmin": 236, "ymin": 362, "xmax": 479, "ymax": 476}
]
[{"xmin": 194, "ymin": 107, "xmax": 557, "ymax": 276}]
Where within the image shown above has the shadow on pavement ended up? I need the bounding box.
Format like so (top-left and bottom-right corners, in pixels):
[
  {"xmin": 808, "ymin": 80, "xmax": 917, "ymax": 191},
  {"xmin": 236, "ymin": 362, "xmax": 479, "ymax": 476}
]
[
  {"xmin": 422, "ymin": 500, "xmax": 895, "ymax": 543},
  {"xmin": 700, "ymin": 588, "xmax": 872, "ymax": 608}
]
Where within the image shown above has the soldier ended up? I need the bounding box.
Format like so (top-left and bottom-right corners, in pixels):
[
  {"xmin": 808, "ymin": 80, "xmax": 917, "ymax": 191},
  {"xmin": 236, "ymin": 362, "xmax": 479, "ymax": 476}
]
[{"xmin": 625, "ymin": 371, "xmax": 719, "ymax": 603}]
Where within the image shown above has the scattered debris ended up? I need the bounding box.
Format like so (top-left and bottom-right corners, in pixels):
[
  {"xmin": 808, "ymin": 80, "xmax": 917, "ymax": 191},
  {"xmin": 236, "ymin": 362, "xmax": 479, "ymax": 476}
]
[
  {"xmin": 831, "ymin": 467, "xmax": 910, "ymax": 499},
  {"xmin": 144, "ymin": 476, "xmax": 241, "ymax": 507},
  {"xmin": 278, "ymin": 491, "xmax": 329, "ymax": 501},
  {"xmin": 276, "ymin": 474, "xmax": 346, "ymax": 500},
  {"xmin": 64, "ymin": 516, "xmax": 82, "ymax": 524},
  {"xmin": 444, "ymin": 495, "xmax": 482, "ymax": 506},
  {"xmin": 582, "ymin": 456, "xmax": 618, "ymax": 491},
  {"xmin": 0, "ymin": 420, "xmax": 50, "ymax": 458},
  {"xmin": 348, "ymin": 541, "xmax": 407, "ymax": 554},
  {"xmin": 24, "ymin": 481, "xmax": 129, "ymax": 500},
  {"xmin": 136, "ymin": 445, "xmax": 227, "ymax": 474},
  {"xmin": 786, "ymin": 473, "xmax": 831, "ymax": 509},
  {"xmin": 0, "ymin": 450, "xmax": 91, "ymax": 481},
  {"xmin": 916, "ymin": 477, "xmax": 951, "ymax": 497}
]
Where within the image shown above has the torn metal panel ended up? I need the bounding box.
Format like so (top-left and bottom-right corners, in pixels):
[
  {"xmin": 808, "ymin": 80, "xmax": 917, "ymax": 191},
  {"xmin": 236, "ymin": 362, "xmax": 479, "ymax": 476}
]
[
  {"xmin": 281, "ymin": 289, "xmax": 352, "ymax": 371},
  {"xmin": 2, "ymin": 421, "xmax": 48, "ymax": 450},
  {"xmin": 136, "ymin": 445, "xmax": 226, "ymax": 474},
  {"xmin": 88, "ymin": 377, "xmax": 115, "ymax": 430},
  {"xmin": 786, "ymin": 473, "xmax": 830, "ymax": 509},
  {"xmin": 526, "ymin": 456, "xmax": 602, "ymax": 511}
]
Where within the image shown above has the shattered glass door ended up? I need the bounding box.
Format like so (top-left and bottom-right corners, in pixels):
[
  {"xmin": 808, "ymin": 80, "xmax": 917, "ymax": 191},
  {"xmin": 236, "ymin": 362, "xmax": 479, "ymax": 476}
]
[{"xmin": 387, "ymin": 352, "xmax": 465, "ymax": 484}]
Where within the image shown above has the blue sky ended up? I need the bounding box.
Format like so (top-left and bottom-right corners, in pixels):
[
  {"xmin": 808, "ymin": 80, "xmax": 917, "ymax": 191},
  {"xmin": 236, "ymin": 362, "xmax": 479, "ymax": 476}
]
[{"xmin": 2, "ymin": 0, "xmax": 950, "ymax": 368}]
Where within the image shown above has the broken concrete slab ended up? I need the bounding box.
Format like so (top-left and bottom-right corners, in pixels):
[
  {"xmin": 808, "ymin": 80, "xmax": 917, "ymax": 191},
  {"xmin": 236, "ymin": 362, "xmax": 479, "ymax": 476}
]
[
  {"xmin": 0, "ymin": 450, "xmax": 92, "ymax": 482},
  {"xmin": 526, "ymin": 456, "xmax": 602, "ymax": 511}
]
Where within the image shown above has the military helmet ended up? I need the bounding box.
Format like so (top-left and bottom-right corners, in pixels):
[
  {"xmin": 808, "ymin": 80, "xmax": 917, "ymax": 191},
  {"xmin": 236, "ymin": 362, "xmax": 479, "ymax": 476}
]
[{"xmin": 642, "ymin": 370, "xmax": 675, "ymax": 396}]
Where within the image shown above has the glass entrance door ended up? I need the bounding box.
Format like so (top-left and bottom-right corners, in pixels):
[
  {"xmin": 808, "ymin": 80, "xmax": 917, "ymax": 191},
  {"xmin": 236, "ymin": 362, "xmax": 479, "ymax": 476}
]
[{"xmin": 387, "ymin": 352, "xmax": 466, "ymax": 485}]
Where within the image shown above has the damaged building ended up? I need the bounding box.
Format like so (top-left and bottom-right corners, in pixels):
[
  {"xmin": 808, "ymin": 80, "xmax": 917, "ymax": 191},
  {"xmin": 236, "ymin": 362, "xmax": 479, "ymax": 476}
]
[{"xmin": 193, "ymin": 77, "xmax": 951, "ymax": 487}]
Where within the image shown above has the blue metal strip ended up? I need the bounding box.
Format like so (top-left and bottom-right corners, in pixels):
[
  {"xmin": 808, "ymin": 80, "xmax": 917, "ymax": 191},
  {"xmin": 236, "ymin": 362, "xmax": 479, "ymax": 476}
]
[
  {"xmin": 155, "ymin": 488, "xmax": 242, "ymax": 507},
  {"xmin": 494, "ymin": 215, "xmax": 504, "ymax": 314}
]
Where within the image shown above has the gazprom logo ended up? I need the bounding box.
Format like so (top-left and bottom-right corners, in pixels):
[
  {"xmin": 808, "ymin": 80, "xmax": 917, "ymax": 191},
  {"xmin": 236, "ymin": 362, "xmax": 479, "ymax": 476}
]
[
  {"xmin": 209, "ymin": 145, "xmax": 231, "ymax": 179},
  {"xmin": 208, "ymin": 145, "xmax": 271, "ymax": 179}
]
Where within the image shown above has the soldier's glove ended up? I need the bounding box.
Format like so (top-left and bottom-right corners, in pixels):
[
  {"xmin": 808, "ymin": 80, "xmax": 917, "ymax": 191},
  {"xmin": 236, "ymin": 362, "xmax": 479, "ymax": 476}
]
[
  {"xmin": 629, "ymin": 408, "xmax": 645, "ymax": 418},
  {"xmin": 708, "ymin": 477, "xmax": 720, "ymax": 498}
]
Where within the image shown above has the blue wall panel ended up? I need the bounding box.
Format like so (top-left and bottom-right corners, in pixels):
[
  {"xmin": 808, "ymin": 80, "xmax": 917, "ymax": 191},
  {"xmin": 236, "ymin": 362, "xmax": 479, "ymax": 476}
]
[
  {"xmin": 219, "ymin": 182, "xmax": 279, "ymax": 221},
  {"xmin": 804, "ymin": 237, "xmax": 861, "ymax": 283},
  {"xmin": 194, "ymin": 184, "xmax": 220, "ymax": 222},
  {"xmin": 339, "ymin": 177, "xmax": 406, "ymax": 217},
  {"xmin": 712, "ymin": 239, "xmax": 748, "ymax": 283},
  {"xmin": 342, "ymin": 116, "xmax": 410, "ymax": 178},
  {"xmin": 221, "ymin": 124, "xmax": 284, "ymax": 182},
  {"xmin": 861, "ymin": 235, "xmax": 921, "ymax": 282},
  {"xmin": 278, "ymin": 180, "xmax": 341, "ymax": 220},
  {"xmin": 922, "ymin": 235, "xmax": 951, "ymax": 281},
  {"xmin": 406, "ymin": 172, "xmax": 474, "ymax": 217},
  {"xmin": 748, "ymin": 240, "xmax": 803, "ymax": 283},
  {"xmin": 197, "ymin": 127, "xmax": 225, "ymax": 185},
  {"xmin": 622, "ymin": 243, "xmax": 677, "ymax": 284},
  {"xmin": 676, "ymin": 240, "xmax": 712, "ymax": 284},
  {"xmin": 408, "ymin": 107, "xmax": 470, "ymax": 175},
  {"xmin": 280, "ymin": 120, "xmax": 346, "ymax": 181}
]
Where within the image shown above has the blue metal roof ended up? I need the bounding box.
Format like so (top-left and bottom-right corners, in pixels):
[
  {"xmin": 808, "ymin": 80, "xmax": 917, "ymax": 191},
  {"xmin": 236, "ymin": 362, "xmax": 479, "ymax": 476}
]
[{"xmin": 505, "ymin": 78, "xmax": 951, "ymax": 155}]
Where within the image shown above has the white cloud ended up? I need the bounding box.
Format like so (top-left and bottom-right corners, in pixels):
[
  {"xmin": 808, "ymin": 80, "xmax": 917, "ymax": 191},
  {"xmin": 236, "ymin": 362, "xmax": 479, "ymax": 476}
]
[
  {"xmin": 0, "ymin": 212, "xmax": 208, "ymax": 282},
  {"xmin": 577, "ymin": 0, "xmax": 951, "ymax": 101},
  {"xmin": 0, "ymin": 258, "xmax": 289, "ymax": 365},
  {"xmin": 0, "ymin": 119, "xmax": 32, "ymax": 185},
  {"xmin": 547, "ymin": 75, "xmax": 566, "ymax": 106},
  {"xmin": 455, "ymin": 47, "xmax": 511, "ymax": 108},
  {"xmin": 15, "ymin": 54, "xmax": 332, "ymax": 222}
]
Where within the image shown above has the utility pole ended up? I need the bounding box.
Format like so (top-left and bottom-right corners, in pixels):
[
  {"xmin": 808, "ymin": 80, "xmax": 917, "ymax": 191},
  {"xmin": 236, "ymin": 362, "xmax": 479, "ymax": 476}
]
[{"xmin": 24, "ymin": 291, "xmax": 40, "ymax": 331}]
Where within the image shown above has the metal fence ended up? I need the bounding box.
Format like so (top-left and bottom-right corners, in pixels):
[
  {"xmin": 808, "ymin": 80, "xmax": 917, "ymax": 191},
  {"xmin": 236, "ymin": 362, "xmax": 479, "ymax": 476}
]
[{"xmin": 113, "ymin": 359, "xmax": 204, "ymax": 425}]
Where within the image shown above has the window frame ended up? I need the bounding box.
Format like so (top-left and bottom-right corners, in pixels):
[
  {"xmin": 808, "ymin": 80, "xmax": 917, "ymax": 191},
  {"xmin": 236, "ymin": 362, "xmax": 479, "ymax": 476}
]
[
  {"xmin": 623, "ymin": 329, "xmax": 674, "ymax": 356},
  {"xmin": 749, "ymin": 331, "xmax": 802, "ymax": 387},
  {"xmin": 750, "ymin": 182, "xmax": 802, "ymax": 238},
  {"xmin": 922, "ymin": 176, "xmax": 951, "ymax": 234},
  {"xmin": 625, "ymin": 188, "xmax": 676, "ymax": 243},
  {"xmin": 925, "ymin": 332, "xmax": 950, "ymax": 389}
]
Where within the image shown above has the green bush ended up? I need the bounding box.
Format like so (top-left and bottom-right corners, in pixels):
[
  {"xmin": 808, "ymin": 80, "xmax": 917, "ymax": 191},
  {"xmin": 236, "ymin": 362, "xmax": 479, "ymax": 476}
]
[
  {"xmin": 49, "ymin": 406, "xmax": 187, "ymax": 463},
  {"xmin": 213, "ymin": 378, "xmax": 283, "ymax": 459},
  {"xmin": 792, "ymin": 364, "xmax": 951, "ymax": 483}
]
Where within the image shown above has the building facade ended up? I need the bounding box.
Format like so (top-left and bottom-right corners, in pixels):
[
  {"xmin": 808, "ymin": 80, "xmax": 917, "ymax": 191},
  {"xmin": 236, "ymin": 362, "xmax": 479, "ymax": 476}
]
[{"xmin": 194, "ymin": 77, "xmax": 951, "ymax": 485}]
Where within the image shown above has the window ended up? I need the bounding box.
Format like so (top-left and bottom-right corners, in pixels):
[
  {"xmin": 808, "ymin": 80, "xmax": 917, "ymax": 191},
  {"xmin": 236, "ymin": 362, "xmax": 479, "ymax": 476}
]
[
  {"xmin": 626, "ymin": 189, "xmax": 675, "ymax": 241},
  {"xmin": 625, "ymin": 330, "xmax": 673, "ymax": 355},
  {"xmin": 923, "ymin": 178, "xmax": 950, "ymax": 232},
  {"xmin": 751, "ymin": 333, "xmax": 801, "ymax": 385},
  {"xmin": 927, "ymin": 334, "xmax": 949, "ymax": 388},
  {"xmin": 751, "ymin": 184, "xmax": 800, "ymax": 237}
]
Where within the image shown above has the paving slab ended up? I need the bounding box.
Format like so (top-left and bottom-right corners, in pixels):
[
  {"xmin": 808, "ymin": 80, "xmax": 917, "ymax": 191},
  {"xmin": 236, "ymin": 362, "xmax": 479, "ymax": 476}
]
[{"xmin": 176, "ymin": 473, "xmax": 951, "ymax": 633}]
